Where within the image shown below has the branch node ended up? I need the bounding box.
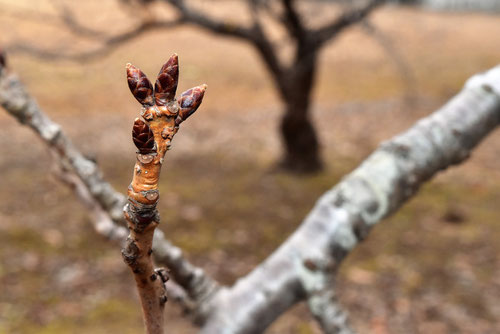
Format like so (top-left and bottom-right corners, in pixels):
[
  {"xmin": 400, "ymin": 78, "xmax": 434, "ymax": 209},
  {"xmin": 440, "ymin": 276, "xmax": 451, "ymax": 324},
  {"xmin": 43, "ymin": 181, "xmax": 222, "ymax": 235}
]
[{"xmin": 121, "ymin": 237, "xmax": 139, "ymax": 266}]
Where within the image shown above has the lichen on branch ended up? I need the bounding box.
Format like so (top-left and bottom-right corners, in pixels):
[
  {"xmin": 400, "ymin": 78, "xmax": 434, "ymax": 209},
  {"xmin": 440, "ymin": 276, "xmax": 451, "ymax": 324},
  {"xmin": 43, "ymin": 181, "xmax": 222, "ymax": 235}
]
[{"xmin": 122, "ymin": 54, "xmax": 206, "ymax": 334}]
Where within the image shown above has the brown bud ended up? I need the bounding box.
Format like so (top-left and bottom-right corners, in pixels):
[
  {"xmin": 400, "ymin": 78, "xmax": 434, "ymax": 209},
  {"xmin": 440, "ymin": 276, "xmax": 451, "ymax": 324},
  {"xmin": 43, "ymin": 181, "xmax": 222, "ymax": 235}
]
[
  {"xmin": 155, "ymin": 54, "xmax": 179, "ymax": 106},
  {"xmin": 176, "ymin": 84, "xmax": 207, "ymax": 125},
  {"xmin": 132, "ymin": 118, "xmax": 155, "ymax": 153},
  {"xmin": 126, "ymin": 63, "xmax": 154, "ymax": 106}
]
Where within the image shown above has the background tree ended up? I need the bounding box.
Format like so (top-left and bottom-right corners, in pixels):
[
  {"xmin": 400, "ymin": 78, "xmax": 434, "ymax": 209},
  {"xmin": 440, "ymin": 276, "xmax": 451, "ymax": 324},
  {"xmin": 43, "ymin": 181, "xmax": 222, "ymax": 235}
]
[{"xmin": 6, "ymin": 0, "xmax": 388, "ymax": 173}]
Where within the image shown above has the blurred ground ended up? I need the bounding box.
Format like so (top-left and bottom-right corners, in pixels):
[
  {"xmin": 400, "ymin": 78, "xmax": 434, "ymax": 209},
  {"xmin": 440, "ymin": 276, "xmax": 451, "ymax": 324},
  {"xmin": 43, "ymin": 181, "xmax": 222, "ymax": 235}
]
[{"xmin": 1, "ymin": 2, "xmax": 500, "ymax": 333}]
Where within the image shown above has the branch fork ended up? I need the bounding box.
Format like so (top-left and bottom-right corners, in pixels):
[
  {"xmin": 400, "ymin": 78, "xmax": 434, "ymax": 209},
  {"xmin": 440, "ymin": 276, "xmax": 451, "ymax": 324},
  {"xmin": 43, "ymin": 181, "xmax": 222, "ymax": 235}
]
[{"xmin": 122, "ymin": 54, "xmax": 206, "ymax": 334}]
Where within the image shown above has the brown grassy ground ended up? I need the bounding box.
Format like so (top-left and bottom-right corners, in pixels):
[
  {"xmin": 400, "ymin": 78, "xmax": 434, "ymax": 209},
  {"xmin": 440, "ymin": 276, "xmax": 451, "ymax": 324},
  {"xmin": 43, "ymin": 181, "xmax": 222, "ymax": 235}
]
[{"xmin": 1, "ymin": 2, "xmax": 500, "ymax": 333}]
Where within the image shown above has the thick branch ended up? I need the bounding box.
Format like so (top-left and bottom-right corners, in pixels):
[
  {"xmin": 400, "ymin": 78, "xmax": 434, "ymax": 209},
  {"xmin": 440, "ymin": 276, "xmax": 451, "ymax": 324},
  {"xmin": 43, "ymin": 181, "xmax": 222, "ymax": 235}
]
[
  {"xmin": 55, "ymin": 2, "xmax": 111, "ymax": 39},
  {"xmin": 199, "ymin": 66, "xmax": 500, "ymax": 333},
  {"xmin": 161, "ymin": 0, "xmax": 287, "ymax": 88}
]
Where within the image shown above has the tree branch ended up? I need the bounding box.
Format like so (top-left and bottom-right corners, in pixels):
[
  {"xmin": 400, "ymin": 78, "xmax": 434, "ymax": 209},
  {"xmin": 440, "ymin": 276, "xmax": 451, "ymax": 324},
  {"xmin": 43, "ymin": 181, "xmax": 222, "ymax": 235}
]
[
  {"xmin": 198, "ymin": 66, "xmax": 500, "ymax": 333},
  {"xmin": 282, "ymin": 0, "xmax": 308, "ymax": 43},
  {"xmin": 7, "ymin": 19, "xmax": 183, "ymax": 61},
  {"xmin": 161, "ymin": 0, "xmax": 289, "ymax": 87},
  {"xmin": 312, "ymin": 0, "xmax": 385, "ymax": 48},
  {"xmin": 53, "ymin": 151, "xmax": 129, "ymax": 241},
  {"xmin": 53, "ymin": 1, "xmax": 111, "ymax": 39},
  {"xmin": 300, "ymin": 258, "xmax": 355, "ymax": 334},
  {"xmin": 162, "ymin": 0, "xmax": 256, "ymax": 40},
  {"xmin": 360, "ymin": 19, "xmax": 416, "ymax": 100},
  {"xmin": 0, "ymin": 51, "xmax": 219, "ymax": 316}
]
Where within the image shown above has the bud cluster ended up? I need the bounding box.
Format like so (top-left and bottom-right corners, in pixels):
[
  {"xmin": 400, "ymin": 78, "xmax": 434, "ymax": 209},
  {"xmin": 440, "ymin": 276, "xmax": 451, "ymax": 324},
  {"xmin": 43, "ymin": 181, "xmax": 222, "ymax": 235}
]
[{"xmin": 126, "ymin": 54, "xmax": 206, "ymax": 126}]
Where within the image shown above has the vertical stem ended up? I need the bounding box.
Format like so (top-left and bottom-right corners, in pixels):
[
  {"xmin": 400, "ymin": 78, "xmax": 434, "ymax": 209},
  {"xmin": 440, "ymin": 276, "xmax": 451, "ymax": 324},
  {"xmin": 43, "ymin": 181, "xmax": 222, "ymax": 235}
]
[
  {"xmin": 122, "ymin": 58, "xmax": 206, "ymax": 333},
  {"xmin": 122, "ymin": 121, "xmax": 170, "ymax": 334}
]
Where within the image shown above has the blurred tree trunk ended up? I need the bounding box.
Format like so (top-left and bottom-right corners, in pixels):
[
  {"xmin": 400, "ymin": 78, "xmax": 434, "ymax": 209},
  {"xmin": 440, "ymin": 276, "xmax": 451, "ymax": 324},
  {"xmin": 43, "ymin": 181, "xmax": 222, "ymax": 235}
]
[{"xmin": 278, "ymin": 52, "xmax": 322, "ymax": 172}]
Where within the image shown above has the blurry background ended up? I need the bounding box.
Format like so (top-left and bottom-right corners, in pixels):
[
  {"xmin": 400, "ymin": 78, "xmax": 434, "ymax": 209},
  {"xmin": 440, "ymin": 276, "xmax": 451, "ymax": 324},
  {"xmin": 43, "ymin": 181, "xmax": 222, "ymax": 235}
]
[{"xmin": 0, "ymin": 0, "xmax": 500, "ymax": 333}]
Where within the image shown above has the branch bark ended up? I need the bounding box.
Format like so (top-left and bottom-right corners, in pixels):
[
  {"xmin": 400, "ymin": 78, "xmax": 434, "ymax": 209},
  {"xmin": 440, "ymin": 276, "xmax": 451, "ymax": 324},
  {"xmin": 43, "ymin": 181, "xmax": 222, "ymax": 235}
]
[
  {"xmin": 300, "ymin": 259, "xmax": 355, "ymax": 334},
  {"xmin": 122, "ymin": 56, "xmax": 208, "ymax": 332},
  {"xmin": 197, "ymin": 66, "xmax": 500, "ymax": 333}
]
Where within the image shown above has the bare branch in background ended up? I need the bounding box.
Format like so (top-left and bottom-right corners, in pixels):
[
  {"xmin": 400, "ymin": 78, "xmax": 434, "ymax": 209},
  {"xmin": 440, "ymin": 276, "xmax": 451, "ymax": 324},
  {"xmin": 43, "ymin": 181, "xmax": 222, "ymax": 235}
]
[
  {"xmin": 8, "ymin": 20, "xmax": 183, "ymax": 61},
  {"xmin": 361, "ymin": 19, "xmax": 417, "ymax": 100},
  {"xmin": 162, "ymin": 0, "xmax": 256, "ymax": 40},
  {"xmin": 281, "ymin": 0, "xmax": 308, "ymax": 43},
  {"xmin": 312, "ymin": 0, "xmax": 386, "ymax": 48},
  {"xmin": 52, "ymin": 1, "xmax": 110, "ymax": 39},
  {"xmin": 300, "ymin": 258, "xmax": 355, "ymax": 334},
  {"xmin": 0, "ymin": 1, "xmax": 109, "ymax": 41}
]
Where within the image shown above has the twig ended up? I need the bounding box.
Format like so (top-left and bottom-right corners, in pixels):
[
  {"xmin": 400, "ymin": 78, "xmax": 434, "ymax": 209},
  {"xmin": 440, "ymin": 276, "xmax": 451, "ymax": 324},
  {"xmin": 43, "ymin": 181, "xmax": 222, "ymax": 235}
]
[
  {"xmin": 360, "ymin": 19, "xmax": 417, "ymax": 101},
  {"xmin": 53, "ymin": 0, "xmax": 110, "ymax": 39},
  {"xmin": 122, "ymin": 55, "xmax": 206, "ymax": 333},
  {"xmin": 312, "ymin": 0, "xmax": 386, "ymax": 48},
  {"xmin": 7, "ymin": 20, "xmax": 183, "ymax": 62}
]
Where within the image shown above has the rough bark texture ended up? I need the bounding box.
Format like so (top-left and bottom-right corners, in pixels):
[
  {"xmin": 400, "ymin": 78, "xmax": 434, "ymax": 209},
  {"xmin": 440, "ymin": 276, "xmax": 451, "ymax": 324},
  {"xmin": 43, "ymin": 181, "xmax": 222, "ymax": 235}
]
[
  {"xmin": 196, "ymin": 67, "xmax": 500, "ymax": 333},
  {"xmin": 122, "ymin": 57, "xmax": 207, "ymax": 333},
  {"xmin": 300, "ymin": 259, "xmax": 354, "ymax": 334}
]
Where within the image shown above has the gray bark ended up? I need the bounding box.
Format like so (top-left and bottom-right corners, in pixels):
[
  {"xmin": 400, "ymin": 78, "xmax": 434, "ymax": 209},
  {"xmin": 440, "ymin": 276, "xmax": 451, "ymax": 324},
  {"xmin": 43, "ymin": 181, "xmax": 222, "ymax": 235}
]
[{"xmin": 198, "ymin": 67, "xmax": 500, "ymax": 333}]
